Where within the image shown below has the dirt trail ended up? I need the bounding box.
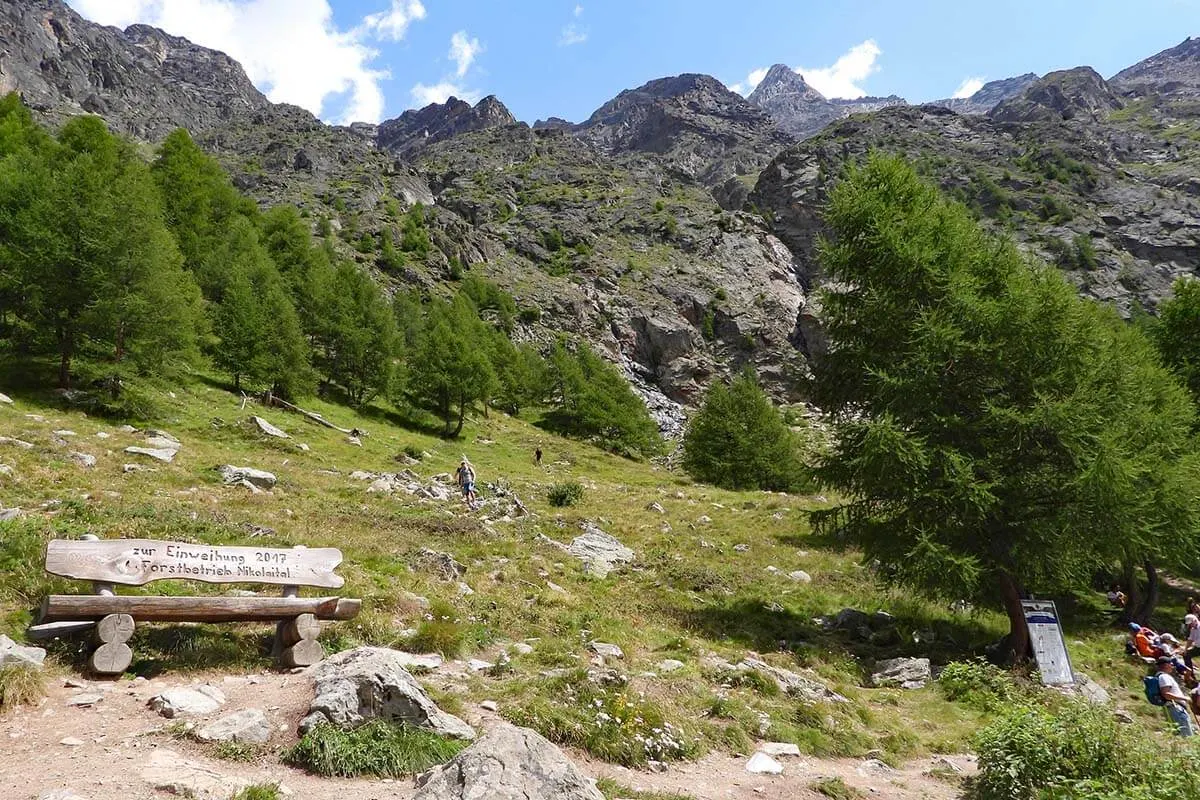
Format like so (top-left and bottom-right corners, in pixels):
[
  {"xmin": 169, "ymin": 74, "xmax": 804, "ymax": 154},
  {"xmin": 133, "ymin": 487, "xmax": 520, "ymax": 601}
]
[{"xmin": 0, "ymin": 671, "xmax": 972, "ymax": 800}]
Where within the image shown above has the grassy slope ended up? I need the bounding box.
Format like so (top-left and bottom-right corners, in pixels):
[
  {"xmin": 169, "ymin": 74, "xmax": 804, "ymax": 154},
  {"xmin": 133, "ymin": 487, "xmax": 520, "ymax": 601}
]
[{"xmin": 0, "ymin": 377, "xmax": 1180, "ymax": 767}]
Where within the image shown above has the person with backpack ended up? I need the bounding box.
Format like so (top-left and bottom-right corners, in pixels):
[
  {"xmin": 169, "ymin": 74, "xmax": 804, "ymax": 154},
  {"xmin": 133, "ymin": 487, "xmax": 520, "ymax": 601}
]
[
  {"xmin": 455, "ymin": 457, "xmax": 477, "ymax": 509},
  {"xmin": 1146, "ymin": 656, "xmax": 1197, "ymax": 736}
]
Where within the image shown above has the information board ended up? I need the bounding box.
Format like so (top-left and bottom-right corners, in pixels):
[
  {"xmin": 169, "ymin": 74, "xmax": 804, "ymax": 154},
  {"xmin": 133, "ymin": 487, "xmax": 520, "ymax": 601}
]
[{"xmin": 1022, "ymin": 599, "xmax": 1074, "ymax": 685}]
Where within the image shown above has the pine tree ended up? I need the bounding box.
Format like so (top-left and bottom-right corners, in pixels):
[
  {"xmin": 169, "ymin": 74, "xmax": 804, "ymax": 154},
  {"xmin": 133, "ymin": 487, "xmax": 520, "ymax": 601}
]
[
  {"xmin": 809, "ymin": 154, "xmax": 1200, "ymax": 660},
  {"xmin": 406, "ymin": 296, "xmax": 496, "ymax": 437},
  {"xmin": 683, "ymin": 370, "xmax": 808, "ymax": 491}
]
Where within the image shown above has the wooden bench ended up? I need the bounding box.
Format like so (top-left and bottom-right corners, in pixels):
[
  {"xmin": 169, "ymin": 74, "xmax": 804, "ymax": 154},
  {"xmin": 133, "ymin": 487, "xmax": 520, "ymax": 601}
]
[{"xmin": 32, "ymin": 535, "xmax": 361, "ymax": 674}]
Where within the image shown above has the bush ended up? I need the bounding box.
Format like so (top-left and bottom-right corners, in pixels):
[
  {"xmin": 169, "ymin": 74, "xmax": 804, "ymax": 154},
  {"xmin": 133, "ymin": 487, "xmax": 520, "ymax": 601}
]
[
  {"xmin": 230, "ymin": 785, "xmax": 282, "ymax": 800},
  {"xmin": 0, "ymin": 664, "xmax": 45, "ymax": 710},
  {"xmin": 682, "ymin": 370, "xmax": 811, "ymax": 492},
  {"xmin": 547, "ymin": 481, "xmax": 584, "ymax": 507},
  {"xmin": 284, "ymin": 721, "xmax": 466, "ymax": 777},
  {"xmin": 402, "ymin": 444, "xmax": 423, "ymax": 461},
  {"xmin": 937, "ymin": 659, "xmax": 1018, "ymax": 711},
  {"xmin": 810, "ymin": 778, "xmax": 866, "ymax": 800},
  {"xmin": 971, "ymin": 702, "xmax": 1147, "ymax": 800}
]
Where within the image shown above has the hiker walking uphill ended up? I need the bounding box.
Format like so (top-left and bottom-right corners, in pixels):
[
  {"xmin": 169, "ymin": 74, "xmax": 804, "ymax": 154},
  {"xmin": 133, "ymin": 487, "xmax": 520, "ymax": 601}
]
[{"xmin": 455, "ymin": 458, "xmax": 477, "ymax": 509}]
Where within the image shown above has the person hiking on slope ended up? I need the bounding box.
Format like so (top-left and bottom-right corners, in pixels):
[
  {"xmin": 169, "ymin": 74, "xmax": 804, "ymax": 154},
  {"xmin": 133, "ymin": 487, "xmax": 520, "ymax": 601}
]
[{"xmin": 455, "ymin": 458, "xmax": 477, "ymax": 509}]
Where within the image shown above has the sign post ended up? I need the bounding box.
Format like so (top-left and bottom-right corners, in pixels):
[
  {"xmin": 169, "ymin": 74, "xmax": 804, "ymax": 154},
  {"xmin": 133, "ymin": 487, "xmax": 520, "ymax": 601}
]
[{"xmin": 1021, "ymin": 599, "xmax": 1074, "ymax": 685}]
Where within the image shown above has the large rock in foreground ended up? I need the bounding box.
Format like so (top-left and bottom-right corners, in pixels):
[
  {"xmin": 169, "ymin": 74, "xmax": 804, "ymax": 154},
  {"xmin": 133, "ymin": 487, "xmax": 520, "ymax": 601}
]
[
  {"xmin": 414, "ymin": 723, "xmax": 603, "ymax": 800},
  {"xmin": 299, "ymin": 647, "xmax": 475, "ymax": 739}
]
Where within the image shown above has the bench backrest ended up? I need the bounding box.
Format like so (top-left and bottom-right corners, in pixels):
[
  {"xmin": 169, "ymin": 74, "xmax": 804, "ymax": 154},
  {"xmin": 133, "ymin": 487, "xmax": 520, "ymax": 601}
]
[{"xmin": 45, "ymin": 538, "xmax": 345, "ymax": 589}]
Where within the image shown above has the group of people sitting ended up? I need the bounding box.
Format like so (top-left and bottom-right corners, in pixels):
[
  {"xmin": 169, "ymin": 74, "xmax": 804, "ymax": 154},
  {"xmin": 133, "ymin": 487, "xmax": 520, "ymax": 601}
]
[{"xmin": 1131, "ymin": 598, "xmax": 1200, "ymax": 735}]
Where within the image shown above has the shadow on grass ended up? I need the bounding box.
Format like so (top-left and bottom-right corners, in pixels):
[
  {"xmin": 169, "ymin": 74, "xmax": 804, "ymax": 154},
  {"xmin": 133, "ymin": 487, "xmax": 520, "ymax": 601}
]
[{"xmin": 47, "ymin": 624, "xmax": 275, "ymax": 677}]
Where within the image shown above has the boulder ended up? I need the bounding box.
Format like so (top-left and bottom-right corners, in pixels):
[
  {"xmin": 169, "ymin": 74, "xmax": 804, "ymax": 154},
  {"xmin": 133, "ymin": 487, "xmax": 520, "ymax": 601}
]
[
  {"xmin": 759, "ymin": 742, "xmax": 802, "ymax": 757},
  {"xmin": 0, "ymin": 436, "xmax": 35, "ymax": 449},
  {"xmin": 870, "ymin": 657, "xmax": 932, "ymax": 689},
  {"xmin": 745, "ymin": 752, "xmax": 784, "ymax": 774},
  {"xmin": 657, "ymin": 659, "xmax": 685, "ymax": 673},
  {"xmin": 299, "ymin": 646, "xmax": 475, "ymax": 739},
  {"xmin": 194, "ymin": 709, "xmax": 271, "ymax": 744},
  {"xmin": 0, "ymin": 507, "xmax": 23, "ymax": 522},
  {"xmin": 414, "ymin": 723, "xmax": 603, "ymax": 800},
  {"xmin": 566, "ymin": 522, "xmax": 634, "ymax": 577},
  {"xmin": 148, "ymin": 686, "xmax": 226, "ymax": 718},
  {"xmin": 415, "ymin": 548, "xmax": 466, "ymax": 580},
  {"xmin": 124, "ymin": 446, "xmax": 176, "ymax": 463},
  {"xmin": 0, "ymin": 634, "xmax": 46, "ymax": 668},
  {"xmin": 249, "ymin": 416, "xmax": 289, "ymax": 439},
  {"xmin": 587, "ymin": 641, "xmax": 624, "ymax": 660},
  {"xmin": 0, "ymin": 392, "xmax": 11, "ymax": 404},
  {"xmin": 788, "ymin": 570, "xmax": 812, "ymax": 583},
  {"xmin": 144, "ymin": 435, "xmax": 181, "ymax": 451},
  {"xmin": 216, "ymin": 465, "xmax": 277, "ymax": 490},
  {"xmin": 1072, "ymin": 672, "xmax": 1111, "ymax": 706},
  {"xmin": 739, "ymin": 657, "xmax": 847, "ymax": 703},
  {"xmin": 141, "ymin": 749, "xmax": 248, "ymax": 800}
]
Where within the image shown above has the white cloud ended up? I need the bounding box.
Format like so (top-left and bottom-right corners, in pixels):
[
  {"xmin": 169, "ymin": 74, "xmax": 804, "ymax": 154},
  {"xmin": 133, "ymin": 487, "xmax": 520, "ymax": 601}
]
[
  {"xmin": 797, "ymin": 39, "xmax": 881, "ymax": 99},
  {"xmin": 729, "ymin": 66, "xmax": 768, "ymax": 96},
  {"xmin": 574, "ymin": 4, "xmax": 584, "ymax": 16},
  {"xmin": 952, "ymin": 76, "xmax": 985, "ymax": 99},
  {"xmin": 410, "ymin": 81, "xmax": 481, "ymax": 107},
  {"xmin": 360, "ymin": 0, "xmax": 426, "ymax": 41},
  {"xmin": 449, "ymin": 31, "xmax": 481, "ymax": 78},
  {"xmin": 64, "ymin": 0, "xmax": 429, "ymax": 125},
  {"xmin": 558, "ymin": 22, "xmax": 587, "ymax": 46}
]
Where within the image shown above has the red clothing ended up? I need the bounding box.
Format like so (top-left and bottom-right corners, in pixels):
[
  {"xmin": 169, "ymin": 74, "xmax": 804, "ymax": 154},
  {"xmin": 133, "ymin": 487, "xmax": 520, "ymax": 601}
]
[{"xmin": 1135, "ymin": 629, "xmax": 1160, "ymax": 658}]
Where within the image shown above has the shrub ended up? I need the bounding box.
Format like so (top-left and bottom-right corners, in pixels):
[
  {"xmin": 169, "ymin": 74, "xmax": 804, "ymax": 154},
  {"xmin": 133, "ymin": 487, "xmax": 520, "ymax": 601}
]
[
  {"xmin": 402, "ymin": 444, "xmax": 423, "ymax": 461},
  {"xmin": 284, "ymin": 721, "xmax": 466, "ymax": 777},
  {"xmin": 937, "ymin": 659, "xmax": 1017, "ymax": 711},
  {"xmin": 547, "ymin": 481, "xmax": 584, "ymax": 507},
  {"xmin": 0, "ymin": 664, "xmax": 45, "ymax": 710},
  {"xmin": 213, "ymin": 740, "xmax": 260, "ymax": 762},
  {"xmin": 971, "ymin": 702, "xmax": 1131, "ymax": 800},
  {"xmin": 810, "ymin": 778, "xmax": 866, "ymax": 800}
]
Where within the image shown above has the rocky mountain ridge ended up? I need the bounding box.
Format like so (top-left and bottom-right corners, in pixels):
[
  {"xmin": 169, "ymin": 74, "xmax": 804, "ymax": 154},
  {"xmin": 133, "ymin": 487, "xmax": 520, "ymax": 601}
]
[{"xmin": 3, "ymin": 0, "xmax": 1199, "ymax": 410}]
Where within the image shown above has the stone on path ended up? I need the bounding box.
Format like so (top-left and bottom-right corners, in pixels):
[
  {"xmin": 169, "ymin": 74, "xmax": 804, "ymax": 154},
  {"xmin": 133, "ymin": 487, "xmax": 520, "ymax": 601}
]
[
  {"xmin": 250, "ymin": 415, "xmax": 289, "ymax": 439},
  {"xmin": 124, "ymin": 446, "xmax": 176, "ymax": 463},
  {"xmin": 142, "ymin": 749, "xmax": 248, "ymax": 800},
  {"xmin": 38, "ymin": 791, "xmax": 89, "ymax": 800},
  {"xmin": 759, "ymin": 742, "xmax": 802, "ymax": 757},
  {"xmin": 870, "ymin": 657, "xmax": 932, "ymax": 689},
  {"xmin": 216, "ymin": 465, "xmax": 277, "ymax": 490},
  {"xmin": 0, "ymin": 634, "xmax": 46, "ymax": 668},
  {"xmin": 414, "ymin": 723, "xmax": 603, "ymax": 800},
  {"xmin": 66, "ymin": 693, "xmax": 104, "ymax": 707},
  {"xmin": 148, "ymin": 686, "xmax": 226, "ymax": 718},
  {"xmin": 59, "ymin": 738, "xmax": 85, "ymax": 747},
  {"xmin": 299, "ymin": 646, "xmax": 475, "ymax": 739},
  {"xmin": 745, "ymin": 752, "xmax": 784, "ymax": 774},
  {"xmin": 194, "ymin": 709, "xmax": 271, "ymax": 744},
  {"xmin": 858, "ymin": 758, "xmax": 897, "ymax": 776}
]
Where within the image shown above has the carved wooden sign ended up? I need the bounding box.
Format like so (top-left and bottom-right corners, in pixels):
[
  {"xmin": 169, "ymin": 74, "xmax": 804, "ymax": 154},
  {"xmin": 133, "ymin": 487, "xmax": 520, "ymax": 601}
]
[{"xmin": 45, "ymin": 539, "xmax": 345, "ymax": 589}]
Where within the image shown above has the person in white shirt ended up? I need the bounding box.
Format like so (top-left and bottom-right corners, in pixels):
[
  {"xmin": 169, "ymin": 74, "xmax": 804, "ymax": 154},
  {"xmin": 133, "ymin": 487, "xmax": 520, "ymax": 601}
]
[
  {"xmin": 1185, "ymin": 614, "xmax": 1200, "ymax": 670},
  {"xmin": 1156, "ymin": 657, "xmax": 1196, "ymax": 736}
]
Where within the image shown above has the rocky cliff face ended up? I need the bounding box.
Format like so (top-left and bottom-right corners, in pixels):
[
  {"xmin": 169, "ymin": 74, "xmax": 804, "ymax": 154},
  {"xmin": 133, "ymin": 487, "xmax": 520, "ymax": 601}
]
[
  {"xmin": 1113, "ymin": 36, "xmax": 1200, "ymax": 96},
  {"xmin": 0, "ymin": 0, "xmax": 268, "ymax": 139},
  {"xmin": 573, "ymin": 73, "xmax": 795, "ymax": 208},
  {"xmin": 376, "ymin": 95, "xmax": 517, "ymax": 158},
  {"xmin": 990, "ymin": 67, "xmax": 1124, "ymax": 123},
  {"xmin": 748, "ymin": 98, "xmax": 1200, "ymax": 331},
  {"xmin": 746, "ymin": 65, "xmax": 844, "ymax": 139}
]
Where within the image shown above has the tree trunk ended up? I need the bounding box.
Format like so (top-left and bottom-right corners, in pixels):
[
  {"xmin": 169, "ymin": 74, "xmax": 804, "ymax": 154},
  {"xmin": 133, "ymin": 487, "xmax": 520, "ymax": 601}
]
[
  {"xmin": 1120, "ymin": 560, "xmax": 1141, "ymax": 624},
  {"xmin": 1134, "ymin": 561, "xmax": 1159, "ymax": 625},
  {"xmin": 450, "ymin": 392, "xmax": 466, "ymax": 438},
  {"xmin": 998, "ymin": 571, "xmax": 1031, "ymax": 664},
  {"xmin": 57, "ymin": 328, "xmax": 72, "ymax": 390}
]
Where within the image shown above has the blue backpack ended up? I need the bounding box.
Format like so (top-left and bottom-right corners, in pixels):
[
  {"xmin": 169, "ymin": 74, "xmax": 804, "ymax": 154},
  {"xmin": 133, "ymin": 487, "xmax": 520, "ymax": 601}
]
[{"xmin": 1144, "ymin": 675, "xmax": 1167, "ymax": 706}]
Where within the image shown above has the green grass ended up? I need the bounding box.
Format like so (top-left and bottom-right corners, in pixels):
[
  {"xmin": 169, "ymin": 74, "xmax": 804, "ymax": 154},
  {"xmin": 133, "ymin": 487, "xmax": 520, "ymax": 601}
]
[
  {"xmin": 230, "ymin": 784, "xmax": 282, "ymax": 800},
  {"xmin": 283, "ymin": 721, "xmax": 467, "ymax": 777},
  {"xmin": 0, "ymin": 664, "xmax": 45, "ymax": 710},
  {"xmin": 810, "ymin": 777, "xmax": 867, "ymax": 800},
  {"xmin": 596, "ymin": 778, "xmax": 694, "ymax": 800},
  {"xmin": 0, "ymin": 375, "xmax": 1191, "ymax": 772}
]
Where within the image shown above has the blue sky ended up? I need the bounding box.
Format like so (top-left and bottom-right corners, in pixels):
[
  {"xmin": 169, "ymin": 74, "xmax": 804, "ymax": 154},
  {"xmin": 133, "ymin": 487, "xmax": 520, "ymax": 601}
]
[{"xmin": 67, "ymin": 0, "xmax": 1200, "ymax": 125}]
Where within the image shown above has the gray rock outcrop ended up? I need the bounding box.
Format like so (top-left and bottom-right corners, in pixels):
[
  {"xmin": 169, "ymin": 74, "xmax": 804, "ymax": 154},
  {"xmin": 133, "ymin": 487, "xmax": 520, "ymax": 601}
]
[
  {"xmin": 148, "ymin": 685, "xmax": 226, "ymax": 718},
  {"xmin": 299, "ymin": 646, "xmax": 475, "ymax": 739},
  {"xmin": 194, "ymin": 709, "xmax": 271, "ymax": 743},
  {"xmin": 870, "ymin": 657, "xmax": 932, "ymax": 689},
  {"xmin": 566, "ymin": 522, "xmax": 634, "ymax": 577},
  {"xmin": 0, "ymin": 634, "xmax": 46, "ymax": 668},
  {"xmin": 216, "ymin": 465, "xmax": 277, "ymax": 490},
  {"xmin": 414, "ymin": 723, "xmax": 603, "ymax": 800}
]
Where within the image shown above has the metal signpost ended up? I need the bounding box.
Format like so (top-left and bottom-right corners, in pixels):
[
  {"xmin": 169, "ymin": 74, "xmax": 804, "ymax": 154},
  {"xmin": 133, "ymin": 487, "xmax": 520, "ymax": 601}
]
[{"xmin": 1022, "ymin": 599, "xmax": 1075, "ymax": 685}]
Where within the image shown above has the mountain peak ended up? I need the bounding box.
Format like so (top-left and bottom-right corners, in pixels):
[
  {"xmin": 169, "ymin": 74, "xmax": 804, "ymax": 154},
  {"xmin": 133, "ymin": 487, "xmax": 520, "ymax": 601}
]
[
  {"xmin": 376, "ymin": 94, "xmax": 517, "ymax": 157},
  {"xmin": 989, "ymin": 66, "xmax": 1123, "ymax": 123},
  {"xmin": 748, "ymin": 65, "xmax": 827, "ymax": 105},
  {"xmin": 1112, "ymin": 36, "xmax": 1200, "ymax": 96}
]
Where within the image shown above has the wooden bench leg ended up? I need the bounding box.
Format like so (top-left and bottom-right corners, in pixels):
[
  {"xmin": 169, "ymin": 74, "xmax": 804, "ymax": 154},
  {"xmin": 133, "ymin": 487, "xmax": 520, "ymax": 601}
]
[
  {"xmin": 275, "ymin": 613, "xmax": 323, "ymax": 668},
  {"xmin": 89, "ymin": 613, "xmax": 134, "ymax": 675}
]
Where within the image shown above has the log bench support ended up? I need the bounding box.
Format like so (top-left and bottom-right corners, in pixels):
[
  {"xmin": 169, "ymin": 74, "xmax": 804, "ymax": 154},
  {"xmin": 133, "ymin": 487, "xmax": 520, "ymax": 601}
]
[{"xmin": 38, "ymin": 537, "xmax": 359, "ymax": 676}]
